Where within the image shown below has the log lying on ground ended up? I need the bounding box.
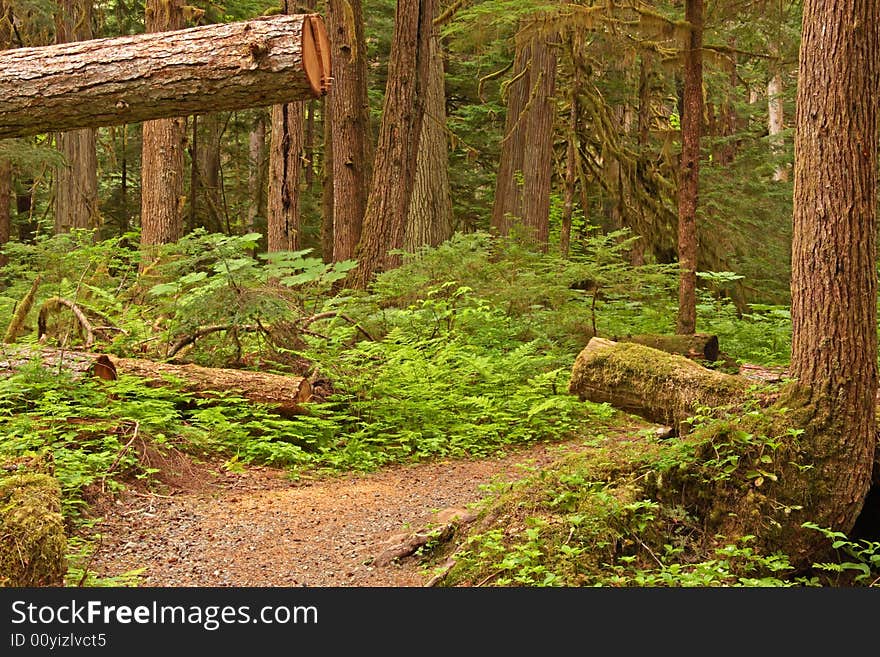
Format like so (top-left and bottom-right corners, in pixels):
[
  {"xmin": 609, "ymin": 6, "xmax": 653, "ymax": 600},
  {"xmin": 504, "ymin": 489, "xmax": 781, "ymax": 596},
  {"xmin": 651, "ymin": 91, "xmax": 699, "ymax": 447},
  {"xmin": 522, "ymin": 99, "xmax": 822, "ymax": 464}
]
[
  {"xmin": 615, "ymin": 333, "xmax": 719, "ymax": 361},
  {"xmin": 0, "ymin": 346, "xmax": 312, "ymax": 415},
  {"xmin": 568, "ymin": 337, "xmax": 750, "ymax": 432},
  {"xmin": 0, "ymin": 13, "xmax": 331, "ymax": 139},
  {"xmin": 0, "ymin": 474, "xmax": 67, "ymax": 586}
]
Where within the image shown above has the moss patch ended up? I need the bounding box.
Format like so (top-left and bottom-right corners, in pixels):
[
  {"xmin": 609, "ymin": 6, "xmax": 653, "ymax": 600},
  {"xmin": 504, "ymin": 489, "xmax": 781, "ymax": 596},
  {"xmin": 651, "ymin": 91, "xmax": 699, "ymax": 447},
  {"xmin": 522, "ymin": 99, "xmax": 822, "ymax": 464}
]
[{"xmin": 1, "ymin": 474, "xmax": 67, "ymax": 586}]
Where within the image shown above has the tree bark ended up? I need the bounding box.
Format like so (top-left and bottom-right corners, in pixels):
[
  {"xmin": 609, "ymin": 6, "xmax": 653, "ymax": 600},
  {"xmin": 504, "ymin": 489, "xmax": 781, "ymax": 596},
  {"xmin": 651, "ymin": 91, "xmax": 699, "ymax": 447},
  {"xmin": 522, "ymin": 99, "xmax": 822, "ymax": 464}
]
[
  {"xmin": 0, "ymin": 158, "xmax": 10, "ymax": 268},
  {"xmin": 53, "ymin": 0, "xmax": 98, "ymax": 234},
  {"xmin": 196, "ymin": 112, "xmax": 225, "ymax": 234},
  {"xmin": 788, "ymin": 0, "xmax": 879, "ymax": 537},
  {"xmin": 320, "ymin": 99, "xmax": 334, "ymax": 263},
  {"xmin": 404, "ymin": 29, "xmax": 453, "ymax": 252},
  {"xmin": 0, "ymin": 346, "xmax": 313, "ymax": 415},
  {"xmin": 676, "ymin": 0, "xmax": 702, "ymax": 335},
  {"xmin": 139, "ymin": 0, "xmax": 186, "ymax": 249},
  {"xmin": 247, "ymin": 111, "xmax": 268, "ymax": 239},
  {"xmin": 568, "ymin": 337, "xmax": 749, "ymax": 433},
  {"xmin": 0, "ymin": 14, "xmax": 331, "ymax": 139},
  {"xmin": 327, "ymin": 0, "xmax": 371, "ymax": 263},
  {"xmin": 349, "ymin": 0, "xmax": 435, "ymax": 288},
  {"xmin": 267, "ymin": 102, "xmax": 303, "ymax": 251},
  {"xmin": 768, "ymin": 46, "xmax": 787, "ymax": 182}
]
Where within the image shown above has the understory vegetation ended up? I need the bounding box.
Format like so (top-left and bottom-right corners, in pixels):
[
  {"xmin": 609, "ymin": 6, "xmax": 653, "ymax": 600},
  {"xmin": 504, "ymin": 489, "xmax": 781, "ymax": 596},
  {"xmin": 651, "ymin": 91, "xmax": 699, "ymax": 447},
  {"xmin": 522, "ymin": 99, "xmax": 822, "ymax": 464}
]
[{"xmin": 1, "ymin": 227, "xmax": 876, "ymax": 587}]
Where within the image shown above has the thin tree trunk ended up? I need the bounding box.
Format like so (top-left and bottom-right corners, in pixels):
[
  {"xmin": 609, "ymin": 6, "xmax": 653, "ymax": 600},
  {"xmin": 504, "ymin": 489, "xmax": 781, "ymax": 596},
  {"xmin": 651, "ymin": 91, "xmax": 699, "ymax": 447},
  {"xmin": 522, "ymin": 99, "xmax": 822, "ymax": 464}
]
[
  {"xmin": 768, "ymin": 45, "xmax": 787, "ymax": 182},
  {"xmin": 349, "ymin": 0, "xmax": 435, "ymax": 288},
  {"xmin": 0, "ymin": 159, "xmax": 9, "ymax": 267},
  {"xmin": 247, "ymin": 111, "xmax": 268, "ymax": 238},
  {"xmin": 139, "ymin": 0, "xmax": 186, "ymax": 250},
  {"xmin": 267, "ymin": 102, "xmax": 303, "ymax": 251},
  {"xmin": 197, "ymin": 112, "xmax": 225, "ymax": 234},
  {"xmin": 675, "ymin": 0, "xmax": 703, "ymax": 335},
  {"xmin": 404, "ymin": 29, "xmax": 453, "ymax": 252},
  {"xmin": 0, "ymin": 14, "xmax": 330, "ymax": 139},
  {"xmin": 560, "ymin": 70, "xmax": 578, "ymax": 259},
  {"xmin": 788, "ymin": 0, "xmax": 879, "ymax": 540},
  {"xmin": 54, "ymin": 0, "xmax": 97, "ymax": 234},
  {"xmin": 327, "ymin": 0, "xmax": 371, "ymax": 262},
  {"xmin": 321, "ymin": 99, "xmax": 334, "ymax": 263}
]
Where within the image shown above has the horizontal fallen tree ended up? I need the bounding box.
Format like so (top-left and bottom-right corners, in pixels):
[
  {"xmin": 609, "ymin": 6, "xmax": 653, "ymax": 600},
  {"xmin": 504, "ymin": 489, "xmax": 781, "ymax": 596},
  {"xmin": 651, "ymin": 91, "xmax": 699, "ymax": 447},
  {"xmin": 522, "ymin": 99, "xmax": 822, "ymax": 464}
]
[
  {"xmin": 568, "ymin": 337, "xmax": 751, "ymax": 432},
  {"xmin": 0, "ymin": 13, "xmax": 331, "ymax": 139},
  {"xmin": 615, "ymin": 332, "xmax": 720, "ymax": 362},
  {"xmin": 0, "ymin": 346, "xmax": 312, "ymax": 415}
]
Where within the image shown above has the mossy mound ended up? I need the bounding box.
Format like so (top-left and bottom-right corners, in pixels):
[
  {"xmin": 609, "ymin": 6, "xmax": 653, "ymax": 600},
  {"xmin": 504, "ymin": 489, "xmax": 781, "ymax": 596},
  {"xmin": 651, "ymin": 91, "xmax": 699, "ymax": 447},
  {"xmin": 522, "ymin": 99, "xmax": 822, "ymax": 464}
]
[{"xmin": 0, "ymin": 474, "xmax": 67, "ymax": 587}]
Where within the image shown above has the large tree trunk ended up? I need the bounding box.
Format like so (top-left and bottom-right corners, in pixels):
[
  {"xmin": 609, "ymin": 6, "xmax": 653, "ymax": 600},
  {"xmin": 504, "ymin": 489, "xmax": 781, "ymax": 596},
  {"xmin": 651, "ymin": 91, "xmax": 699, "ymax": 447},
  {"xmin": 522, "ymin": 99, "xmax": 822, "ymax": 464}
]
[
  {"xmin": 568, "ymin": 338, "xmax": 749, "ymax": 433},
  {"xmin": 676, "ymin": 0, "xmax": 703, "ymax": 335},
  {"xmin": 53, "ymin": 0, "xmax": 98, "ymax": 234},
  {"xmin": 349, "ymin": 0, "xmax": 435, "ymax": 288},
  {"xmin": 787, "ymin": 1, "xmax": 879, "ymax": 546},
  {"xmin": 327, "ymin": 0, "xmax": 370, "ymax": 263},
  {"xmin": 0, "ymin": 346, "xmax": 312, "ymax": 415},
  {"xmin": 139, "ymin": 0, "xmax": 186, "ymax": 250},
  {"xmin": 0, "ymin": 0, "xmax": 10, "ymax": 265},
  {"xmin": 0, "ymin": 14, "xmax": 331, "ymax": 139},
  {"xmin": 404, "ymin": 29, "xmax": 453, "ymax": 252}
]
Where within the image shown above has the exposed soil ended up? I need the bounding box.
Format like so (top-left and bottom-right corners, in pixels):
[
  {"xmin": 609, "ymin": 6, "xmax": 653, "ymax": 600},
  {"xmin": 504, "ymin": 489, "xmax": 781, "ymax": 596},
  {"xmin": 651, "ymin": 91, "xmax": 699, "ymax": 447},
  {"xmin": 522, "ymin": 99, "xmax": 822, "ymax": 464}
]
[{"xmin": 77, "ymin": 436, "xmax": 616, "ymax": 587}]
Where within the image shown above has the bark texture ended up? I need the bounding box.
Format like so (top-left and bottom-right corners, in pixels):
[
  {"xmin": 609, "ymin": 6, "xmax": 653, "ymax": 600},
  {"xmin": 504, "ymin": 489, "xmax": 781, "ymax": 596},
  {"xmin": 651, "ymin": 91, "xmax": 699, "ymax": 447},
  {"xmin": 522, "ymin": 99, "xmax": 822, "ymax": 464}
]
[
  {"xmin": 789, "ymin": 1, "xmax": 879, "ymax": 531},
  {"xmin": 0, "ymin": 14, "xmax": 330, "ymax": 139},
  {"xmin": 404, "ymin": 30, "xmax": 453, "ymax": 252},
  {"xmin": 349, "ymin": 0, "xmax": 435, "ymax": 288},
  {"xmin": 247, "ymin": 111, "xmax": 268, "ymax": 237},
  {"xmin": 267, "ymin": 102, "xmax": 303, "ymax": 251},
  {"xmin": 0, "ymin": 158, "xmax": 10, "ymax": 268},
  {"xmin": 53, "ymin": 0, "xmax": 98, "ymax": 234},
  {"xmin": 327, "ymin": 0, "xmax": 371, "ymax": 262},
  {"xmin": 491, "ymin": 31, "xmax": 557, "ymax": 250},
  {"xmin": 617, "ymin": 333, "xmax": 719, "ymax": 362},
  {"xmin": 675, "ymin": 0, "xmax": 702, "ymax": 335},
  {"xmin": 140, "ymin": 0, "xmax": 186, "ymax": 248}
]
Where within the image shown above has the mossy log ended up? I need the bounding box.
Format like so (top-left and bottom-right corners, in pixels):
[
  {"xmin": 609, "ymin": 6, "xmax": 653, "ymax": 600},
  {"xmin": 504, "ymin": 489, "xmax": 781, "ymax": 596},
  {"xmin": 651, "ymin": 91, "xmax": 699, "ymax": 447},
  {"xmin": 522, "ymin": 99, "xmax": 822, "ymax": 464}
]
[
  {"xmin": 0, "ymin": 346, "xmax": 312, "ymax": 415},
  {"xmin": 0, "ymin": 474, "xmax": 67, "ymax": 586},
  {"xmin": 568, "ymin": 337, "xmax": 750, "ymax": 431},
  {"xmin": 616, "ymin": 333, "xmax": 719, "ymax": 361}
]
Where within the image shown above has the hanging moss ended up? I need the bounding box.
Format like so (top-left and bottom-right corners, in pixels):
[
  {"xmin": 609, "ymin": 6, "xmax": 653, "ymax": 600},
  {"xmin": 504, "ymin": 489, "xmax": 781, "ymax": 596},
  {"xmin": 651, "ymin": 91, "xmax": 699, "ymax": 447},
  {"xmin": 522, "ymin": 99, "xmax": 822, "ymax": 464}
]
[{"xmin": 0, "ymin": 474, "xmax": 67, "ymax": 587}]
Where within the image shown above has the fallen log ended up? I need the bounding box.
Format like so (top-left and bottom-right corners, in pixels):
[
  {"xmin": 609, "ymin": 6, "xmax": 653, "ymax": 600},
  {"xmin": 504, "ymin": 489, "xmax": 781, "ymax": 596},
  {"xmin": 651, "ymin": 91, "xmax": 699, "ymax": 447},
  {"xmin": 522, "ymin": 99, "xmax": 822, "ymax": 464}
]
[
  {"xmin": 615, "ymin": 333, "xmax": 719, "ymax": 361},
  {"xmin": 0, "ymin": 13, "xmax": 331, "ymax": 139},
  {"xmin": 0, "ymin": 346, "xmax": 312, "ymax": 415},
  {"xmin": 568, "ymin": 337, "xmax": 750, "ymax": 432}
]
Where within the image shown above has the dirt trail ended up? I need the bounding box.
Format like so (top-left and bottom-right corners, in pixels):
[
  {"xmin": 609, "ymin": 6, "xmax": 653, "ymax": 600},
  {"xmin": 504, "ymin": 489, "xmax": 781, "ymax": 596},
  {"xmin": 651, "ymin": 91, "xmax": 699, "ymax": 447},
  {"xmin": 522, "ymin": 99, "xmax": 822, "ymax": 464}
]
[{"xmin": 80, "ymin": 437, "xmax": 603, "ymax": 587}]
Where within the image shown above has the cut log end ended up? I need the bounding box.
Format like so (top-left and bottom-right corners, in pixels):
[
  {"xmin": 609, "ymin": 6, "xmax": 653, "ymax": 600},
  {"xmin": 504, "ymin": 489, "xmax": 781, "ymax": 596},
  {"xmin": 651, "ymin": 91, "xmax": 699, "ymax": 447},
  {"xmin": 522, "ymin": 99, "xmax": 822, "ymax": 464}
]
[{"xmin": 304, "ymin": 14, "xmax": 332, "ymax": 96}]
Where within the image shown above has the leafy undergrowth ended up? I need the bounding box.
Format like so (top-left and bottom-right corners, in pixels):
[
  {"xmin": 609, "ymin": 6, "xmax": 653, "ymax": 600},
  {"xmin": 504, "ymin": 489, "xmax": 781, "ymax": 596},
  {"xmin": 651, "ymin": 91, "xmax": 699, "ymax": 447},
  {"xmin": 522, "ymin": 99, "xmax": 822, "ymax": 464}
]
[{"xmin": 4, "ymin": 228, "xmax": 871, "ymax": 587}]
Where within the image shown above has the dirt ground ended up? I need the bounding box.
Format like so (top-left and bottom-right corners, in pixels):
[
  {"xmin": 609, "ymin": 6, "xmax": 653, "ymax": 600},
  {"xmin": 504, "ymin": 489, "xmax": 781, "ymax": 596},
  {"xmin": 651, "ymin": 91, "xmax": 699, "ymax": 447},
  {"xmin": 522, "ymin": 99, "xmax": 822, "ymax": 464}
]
[{"xmin": 78, "ymin": 437, "xmax": 605, "ymax": 587}]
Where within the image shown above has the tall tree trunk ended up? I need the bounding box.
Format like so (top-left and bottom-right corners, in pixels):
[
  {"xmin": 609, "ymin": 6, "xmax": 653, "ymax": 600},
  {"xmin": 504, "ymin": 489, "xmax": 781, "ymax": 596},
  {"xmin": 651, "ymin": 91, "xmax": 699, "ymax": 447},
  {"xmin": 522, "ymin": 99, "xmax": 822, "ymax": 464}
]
[
  {"xmin": 247, "ymin": 111, "xmax": 268, "ymax": 239},
  {"xmin": 768, "ymin": 45, "xmax": 787, "ymax": 182},
  {"xmin": 139, "ymin": 0, "xmax": 186, "ymax": 250},
  {"xmin": 788, "ymin": 1, "xmax": 879, "ymax": 542},
  {"xmin": 54, "ymin": 0, "xmax": 98, "ymax": 234},
  {"xmin": 0, "ymin": 0, "xmax": 11, "ymax": 265},
  {"xmin": 321, "ymin": 99, "xmax": 334, "ymax": 263},
  {"xmin": 266, "ymin": 0, "xmax": 304, "ymax": 253},
  {"xmin": 491, "ymin": 29, "xmax": 556, "ymax": 251},
  {"xmin": 675, "ymin": 0, "xmax": 702, "ymax": 335},
  {"xmin": 198, "ymin": 112, "xmax": 225, "ymax": 234},
  {"xmin": 404, "ymin": 29, "xmax": 453, "ymax": 252},
  {"xmin": 348, "ymin": 0, "xmax": 435, "ymax": 288},
  {"xmin": 0, "ymin": 158, "xmax": 9, "ymax": 267},
  {"xmin": 327, "ymin": 0, "xmax": 370, "ymax": 263},
  {"xmin": 267, "ymin": 102, "xmax": 303, "ymax": 251}
]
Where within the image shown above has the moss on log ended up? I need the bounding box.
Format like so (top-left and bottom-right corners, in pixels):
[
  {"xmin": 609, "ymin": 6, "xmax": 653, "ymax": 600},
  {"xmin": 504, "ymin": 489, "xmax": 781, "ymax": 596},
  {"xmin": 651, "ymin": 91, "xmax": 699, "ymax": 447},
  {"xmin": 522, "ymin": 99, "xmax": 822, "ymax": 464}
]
[
  {"xmin": 617, "ymin": 332, "xmax": 719, "ymax": 362},
  {"xmin": 0, "ymin": 474, "xmax": 67, "ymax": 587},
  {"xmin": 568, "ymin": 337, "xmax": 750, "ymax": 431}
]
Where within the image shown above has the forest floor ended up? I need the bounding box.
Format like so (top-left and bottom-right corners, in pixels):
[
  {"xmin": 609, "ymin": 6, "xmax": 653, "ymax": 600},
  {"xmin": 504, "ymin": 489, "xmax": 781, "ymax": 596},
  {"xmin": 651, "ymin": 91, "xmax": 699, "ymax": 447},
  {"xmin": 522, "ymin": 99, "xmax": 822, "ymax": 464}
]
[{"xmin": 76, "ymin": 430, "xmax": 637, "ymax": 587}]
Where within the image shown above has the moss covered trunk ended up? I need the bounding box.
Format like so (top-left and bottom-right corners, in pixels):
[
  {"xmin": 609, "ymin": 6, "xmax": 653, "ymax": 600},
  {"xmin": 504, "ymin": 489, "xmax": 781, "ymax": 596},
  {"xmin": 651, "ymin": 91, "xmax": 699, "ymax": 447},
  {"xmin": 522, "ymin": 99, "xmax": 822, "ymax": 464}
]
[
  {"xmin": 0, "ymin": 474, "xmax": 67, "ymax": 586},
  {"xmin": 568, "ymin": 337, "xmax": 749, "ymax": 432}
]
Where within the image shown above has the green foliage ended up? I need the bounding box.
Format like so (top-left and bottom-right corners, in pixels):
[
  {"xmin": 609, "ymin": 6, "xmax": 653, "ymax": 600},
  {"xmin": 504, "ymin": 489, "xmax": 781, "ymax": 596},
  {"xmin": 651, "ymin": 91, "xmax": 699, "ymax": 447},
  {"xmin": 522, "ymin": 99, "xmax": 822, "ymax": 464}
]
[{"xmin": 803, "ymin": 523, "xmax": 880, "ymax": 587}]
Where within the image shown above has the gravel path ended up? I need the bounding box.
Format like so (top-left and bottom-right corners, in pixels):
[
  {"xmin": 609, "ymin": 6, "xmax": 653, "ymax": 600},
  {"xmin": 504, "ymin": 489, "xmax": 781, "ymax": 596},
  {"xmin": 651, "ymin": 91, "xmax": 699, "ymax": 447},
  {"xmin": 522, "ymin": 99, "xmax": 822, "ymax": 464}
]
[{"xmin": 80, "ymin": 438, "xmax": 602, "ymax": 587}]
